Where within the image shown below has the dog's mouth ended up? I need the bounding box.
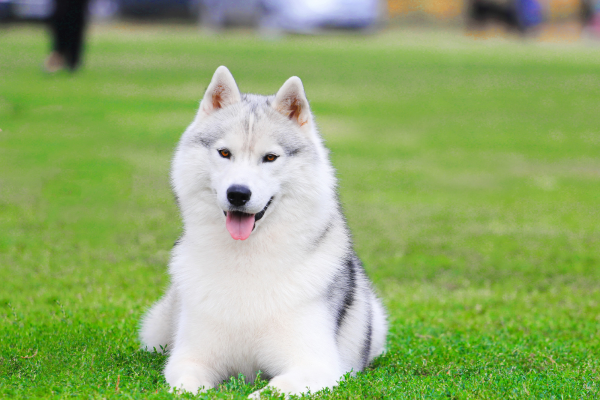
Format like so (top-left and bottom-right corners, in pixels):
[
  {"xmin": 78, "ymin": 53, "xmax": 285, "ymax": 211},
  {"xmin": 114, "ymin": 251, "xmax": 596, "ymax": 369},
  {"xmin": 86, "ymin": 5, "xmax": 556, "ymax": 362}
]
[{"xmin": 223, "ymin": 197, "xmax": 273, "ymax": 241}]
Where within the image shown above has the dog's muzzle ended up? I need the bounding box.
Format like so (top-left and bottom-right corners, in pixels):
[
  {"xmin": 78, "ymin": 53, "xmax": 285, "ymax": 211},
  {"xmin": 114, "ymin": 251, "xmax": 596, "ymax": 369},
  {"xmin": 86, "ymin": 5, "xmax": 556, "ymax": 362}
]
[
  {"xmin": 223, "ymin": 197, "xmax": 273, "ymax": 240},
  {"xmin": 254, "ymin": 197, "xmax": 273, "ymax": 222}
]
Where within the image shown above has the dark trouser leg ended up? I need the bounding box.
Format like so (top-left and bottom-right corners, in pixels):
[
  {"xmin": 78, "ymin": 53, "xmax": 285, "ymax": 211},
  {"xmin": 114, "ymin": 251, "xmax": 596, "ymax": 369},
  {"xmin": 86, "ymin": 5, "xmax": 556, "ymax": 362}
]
[
  {"xmin": 51, "ymin": 0, "xmax": 68, "ymax": 55},
  {"xmin": 51, "ymin": 0, "xmax": 89, "ymax": 70}
]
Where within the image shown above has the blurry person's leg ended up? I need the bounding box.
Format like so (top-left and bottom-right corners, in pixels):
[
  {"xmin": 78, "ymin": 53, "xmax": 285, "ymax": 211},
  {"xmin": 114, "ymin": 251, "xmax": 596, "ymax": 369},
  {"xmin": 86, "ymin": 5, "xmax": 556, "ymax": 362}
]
[
  {"xmin": 45, "ymin": 0, "xmax": 89, "ymax": 73},
  {"xmin": 45, "ymin": 0, "xmax": 68, "ymax": 72},
  {"xmin": 64, "ymin": 0, "xmax": 90, "ymax": 70}
]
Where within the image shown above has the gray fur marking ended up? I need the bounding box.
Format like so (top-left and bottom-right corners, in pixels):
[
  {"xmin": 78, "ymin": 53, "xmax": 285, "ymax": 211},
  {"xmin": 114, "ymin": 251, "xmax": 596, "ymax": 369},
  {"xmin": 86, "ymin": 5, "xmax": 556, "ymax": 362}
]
[
  {"xmin": 311, "ymin": 217, "xmax": 333, "ymax": 251},
  {"xmin": 333, "ymin": 255, "xmax": 357, "ymax": 334},
  {"xmin": 192, "ymin": 127, "xmax": 225, "ymax": 148},
  {"xmin": 360, "ymin": 300, "xmax": 373, "ymax": 370}
]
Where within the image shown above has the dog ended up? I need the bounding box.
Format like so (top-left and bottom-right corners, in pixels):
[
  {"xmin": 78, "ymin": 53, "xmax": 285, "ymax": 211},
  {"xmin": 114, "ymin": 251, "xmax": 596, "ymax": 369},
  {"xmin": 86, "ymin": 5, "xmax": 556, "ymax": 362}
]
[{"xmin": 139, "ymin": 66, "xmax": 387, "ymax": 397}]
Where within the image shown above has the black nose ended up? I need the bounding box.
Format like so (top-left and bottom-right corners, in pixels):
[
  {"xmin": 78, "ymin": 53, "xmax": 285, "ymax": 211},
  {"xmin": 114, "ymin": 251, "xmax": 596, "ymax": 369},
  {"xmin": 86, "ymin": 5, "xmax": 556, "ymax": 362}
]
[{"xmin": 227, "ymin": 185, "xmax": 252, "ymax": 207}]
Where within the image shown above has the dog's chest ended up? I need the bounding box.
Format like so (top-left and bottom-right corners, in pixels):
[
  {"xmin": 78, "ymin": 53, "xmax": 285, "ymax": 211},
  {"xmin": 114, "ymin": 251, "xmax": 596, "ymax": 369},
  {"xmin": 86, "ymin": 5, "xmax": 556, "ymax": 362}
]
[
  {"xmin": 176, "ymin": 249, "xmax": 316, "ymax": 315},
  {"xmin": 183, "ymin": 267, "xmax": 311, "ymax": 323},
  {"xmin": 175, "ymin": 264, "xmax": 315, "ymax": 375}
]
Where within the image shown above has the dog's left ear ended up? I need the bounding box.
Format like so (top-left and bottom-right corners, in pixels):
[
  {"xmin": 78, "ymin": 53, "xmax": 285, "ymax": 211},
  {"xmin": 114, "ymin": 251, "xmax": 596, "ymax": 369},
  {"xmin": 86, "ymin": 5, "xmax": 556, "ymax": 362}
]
[
  {"xmin": 273, "ymin": 77, "xmax": 312, "ymax": 130},
  {"xmin": 198, "ymin": 66, "xmax": 241, "ymax": 119}
]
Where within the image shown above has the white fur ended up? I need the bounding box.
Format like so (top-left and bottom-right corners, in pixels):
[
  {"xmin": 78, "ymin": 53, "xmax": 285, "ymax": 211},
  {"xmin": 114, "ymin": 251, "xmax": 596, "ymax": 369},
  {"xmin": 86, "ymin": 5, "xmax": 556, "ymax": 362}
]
[{"xmin": 140, "ymin": 66, "xmax": 387, "ymax": 397}]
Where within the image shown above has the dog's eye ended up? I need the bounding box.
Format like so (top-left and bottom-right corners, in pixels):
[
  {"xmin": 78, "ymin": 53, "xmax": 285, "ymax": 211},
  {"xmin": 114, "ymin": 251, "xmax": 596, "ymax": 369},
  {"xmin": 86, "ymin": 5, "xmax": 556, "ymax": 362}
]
[
  {"xmin": 263, "ymin": 154, "xmax": 278, "ymax": 163},
  {"xmin": 218, "ymin": 149, "xmax": 231, "ymax": 159}
]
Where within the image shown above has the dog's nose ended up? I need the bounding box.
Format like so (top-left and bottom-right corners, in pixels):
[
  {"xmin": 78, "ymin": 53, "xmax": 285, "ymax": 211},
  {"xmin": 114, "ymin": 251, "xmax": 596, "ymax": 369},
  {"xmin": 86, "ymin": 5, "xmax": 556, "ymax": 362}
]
[{"xmin": 227, "ymin": 185, "xmax": 252, "ymax": 207}]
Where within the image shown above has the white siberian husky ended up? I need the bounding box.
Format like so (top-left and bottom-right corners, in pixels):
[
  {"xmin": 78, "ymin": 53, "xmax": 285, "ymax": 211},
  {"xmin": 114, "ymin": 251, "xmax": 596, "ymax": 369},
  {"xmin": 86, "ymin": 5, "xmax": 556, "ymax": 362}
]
[{"xmin": 140, "ymin": 66, "xmax": 387, "ymax": 397}]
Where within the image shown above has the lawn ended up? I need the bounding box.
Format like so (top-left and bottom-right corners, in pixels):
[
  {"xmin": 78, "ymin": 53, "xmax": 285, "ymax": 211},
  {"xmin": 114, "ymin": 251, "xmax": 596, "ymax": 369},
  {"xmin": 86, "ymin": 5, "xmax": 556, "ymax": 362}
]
[{"xmin": 1, "ymin": 24, "xmax": 599, "ymax": 399}]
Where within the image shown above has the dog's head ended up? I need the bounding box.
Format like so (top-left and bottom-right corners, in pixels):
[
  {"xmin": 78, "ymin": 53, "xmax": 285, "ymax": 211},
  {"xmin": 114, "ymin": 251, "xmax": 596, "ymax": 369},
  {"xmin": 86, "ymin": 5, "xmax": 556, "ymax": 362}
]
[{"xmin": 172, "ymin": 66, "xmax": 333, "ymax": 241}]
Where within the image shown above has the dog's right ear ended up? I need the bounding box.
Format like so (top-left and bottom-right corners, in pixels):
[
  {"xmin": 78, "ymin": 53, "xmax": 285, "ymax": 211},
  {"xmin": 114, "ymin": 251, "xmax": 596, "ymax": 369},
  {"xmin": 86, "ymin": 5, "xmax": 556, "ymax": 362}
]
[{"xmin": 197, "ymin": 66, "xmax": 241, "ymax": 119}]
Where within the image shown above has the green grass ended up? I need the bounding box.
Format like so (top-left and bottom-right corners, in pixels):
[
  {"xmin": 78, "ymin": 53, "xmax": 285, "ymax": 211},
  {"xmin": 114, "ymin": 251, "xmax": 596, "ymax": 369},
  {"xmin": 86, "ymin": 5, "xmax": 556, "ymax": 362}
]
[{"xmin": 1, "ymin": 24, "xmax": 600, "ymax": 399}]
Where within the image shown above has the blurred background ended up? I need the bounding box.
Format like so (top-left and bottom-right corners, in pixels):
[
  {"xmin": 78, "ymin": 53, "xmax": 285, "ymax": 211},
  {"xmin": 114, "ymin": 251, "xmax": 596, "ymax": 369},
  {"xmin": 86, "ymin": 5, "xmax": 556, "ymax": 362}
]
[
  {"xmin": 1, "ymin": 0, "xmax": 599, "ymax": 39},
  {"xmin": 1, "ymin": 0, "xmax": 600, "ymax": 397}
]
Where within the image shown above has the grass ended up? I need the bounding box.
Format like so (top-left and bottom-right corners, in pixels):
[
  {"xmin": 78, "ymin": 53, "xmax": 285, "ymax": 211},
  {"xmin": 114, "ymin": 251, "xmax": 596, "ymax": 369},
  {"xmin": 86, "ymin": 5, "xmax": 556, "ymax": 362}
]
[{"xmin": 1, "ymin": 24, "xmax": 600, "ymax": 398}]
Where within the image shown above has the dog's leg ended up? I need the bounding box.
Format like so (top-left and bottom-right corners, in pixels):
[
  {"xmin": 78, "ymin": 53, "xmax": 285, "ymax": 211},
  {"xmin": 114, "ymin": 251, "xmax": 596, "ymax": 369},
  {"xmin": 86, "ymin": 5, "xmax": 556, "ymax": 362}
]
[
  {"xmin": 249, "ymin": 310, "xmax": 343, "ymax": 398},
  {"xmin": 139, "ymin": 285, "xmax": 178, "ymax": 352},
  {"xmin": 164, "ymin": 355, "xmax": 215, "ymax": 394},
  {"xmin": 163, "ymin": 309, "xmax": 221, "ymax": 394},
  {"xmin": 249, "ymin": 367, "xmax": 341, "ymax": 399}
]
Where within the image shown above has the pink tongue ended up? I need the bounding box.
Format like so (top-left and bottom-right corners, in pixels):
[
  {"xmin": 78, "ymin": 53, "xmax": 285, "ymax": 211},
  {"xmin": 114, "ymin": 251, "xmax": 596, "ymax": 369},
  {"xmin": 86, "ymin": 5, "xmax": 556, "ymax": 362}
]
[{"xmin": 225, "ymin": 212, "xmax": 255, "ymax": 240}]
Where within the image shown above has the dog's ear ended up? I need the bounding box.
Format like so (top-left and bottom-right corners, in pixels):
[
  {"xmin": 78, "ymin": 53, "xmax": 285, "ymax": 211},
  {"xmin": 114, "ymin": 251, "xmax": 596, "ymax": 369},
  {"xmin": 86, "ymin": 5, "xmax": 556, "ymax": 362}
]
[
  {"xmin": 198, "ymin": 66, "xmax": 241, "ymax": 118},
  {"xmin": 273, "ymin": 77, "xmax": 311, "ymax": 129}
]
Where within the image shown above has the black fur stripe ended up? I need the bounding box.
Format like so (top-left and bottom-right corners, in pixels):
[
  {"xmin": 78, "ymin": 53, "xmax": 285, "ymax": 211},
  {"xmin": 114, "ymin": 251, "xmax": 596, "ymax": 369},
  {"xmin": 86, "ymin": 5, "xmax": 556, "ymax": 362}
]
[
  {"xmin": 360, "ymin": 301, "xmax": 373, "ymax": 370},
  {"xmin": 335, "ymin": 256, "xmax": 356, "ymax": 332},
  {"xmin": 311, "ymin": 218, "xmax": 333, "ymax": 252}
]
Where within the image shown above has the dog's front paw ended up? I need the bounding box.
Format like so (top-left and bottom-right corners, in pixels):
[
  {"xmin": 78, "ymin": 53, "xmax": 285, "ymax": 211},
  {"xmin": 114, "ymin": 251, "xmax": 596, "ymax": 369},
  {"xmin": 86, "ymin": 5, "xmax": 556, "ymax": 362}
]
[
  {"xmin": 170, "ymin": 375, "xmax": 211, "ymax": 394},
  {"xmin": 248, "ymin": 388, "xmax": 263, "ymax": 399},
  {"xmin": 248, "ymin": 386, "xmax": 287, "ymax": 399}
]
